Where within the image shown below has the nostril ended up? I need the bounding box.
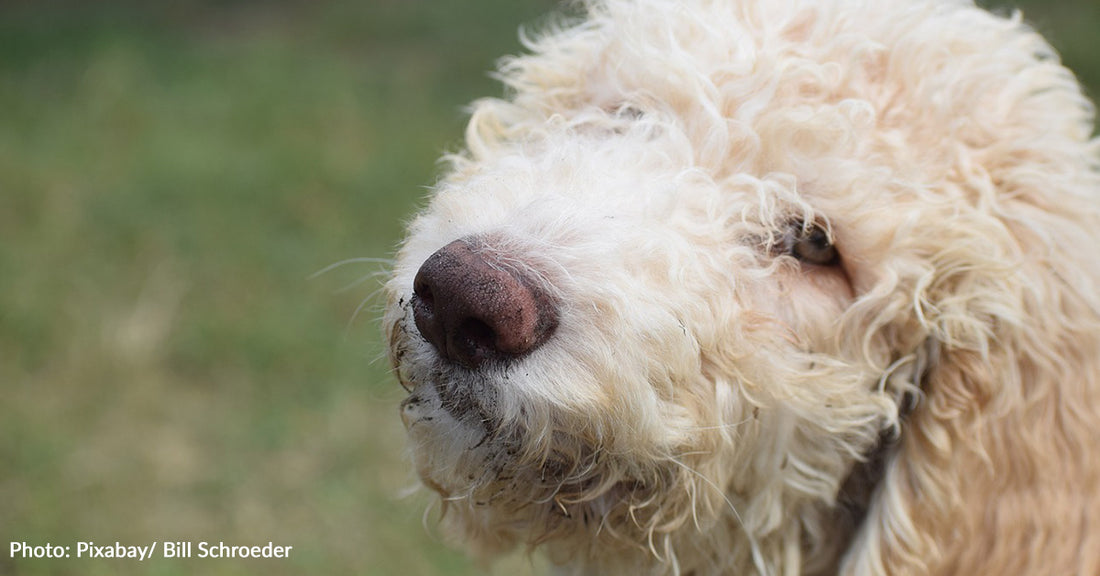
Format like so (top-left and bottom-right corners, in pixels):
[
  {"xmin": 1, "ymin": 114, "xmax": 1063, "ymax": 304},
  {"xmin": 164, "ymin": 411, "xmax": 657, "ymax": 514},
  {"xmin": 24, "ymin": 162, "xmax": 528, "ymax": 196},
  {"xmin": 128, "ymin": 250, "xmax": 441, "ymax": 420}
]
[
  {"xmin": 460, "ymin": 318, "xmax": 496, "ymax": 349},
  {"xmin": 457, "ymin": 318, "xmax": 497, "ymax": 362},
  {"xmin": 415, "ymin": 284, "xmax": 434, "ymax": 307},
  {"xmin": 411, "ymin": 291, "xmax": 440, "ymax": 359},
  {"xmin": 413, "ymin": 273, "xmax": 435, "ymax": 307}
]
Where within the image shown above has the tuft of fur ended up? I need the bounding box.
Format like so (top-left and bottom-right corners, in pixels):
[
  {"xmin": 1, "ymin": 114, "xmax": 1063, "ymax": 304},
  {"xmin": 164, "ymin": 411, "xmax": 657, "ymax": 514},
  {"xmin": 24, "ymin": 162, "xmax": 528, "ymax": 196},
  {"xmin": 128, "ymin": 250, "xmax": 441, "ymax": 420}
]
[{"xmin": 384, "ymin": 0, "xmax": 1100, "ymax": 574}]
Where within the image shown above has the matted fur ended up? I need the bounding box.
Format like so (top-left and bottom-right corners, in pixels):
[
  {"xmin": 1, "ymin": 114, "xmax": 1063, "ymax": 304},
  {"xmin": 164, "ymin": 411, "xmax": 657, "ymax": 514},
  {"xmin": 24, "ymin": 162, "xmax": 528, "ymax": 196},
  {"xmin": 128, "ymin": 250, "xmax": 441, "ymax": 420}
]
[{"xmin": 383, "ymin": 0, "xmax": 1100, "ymax": 574}]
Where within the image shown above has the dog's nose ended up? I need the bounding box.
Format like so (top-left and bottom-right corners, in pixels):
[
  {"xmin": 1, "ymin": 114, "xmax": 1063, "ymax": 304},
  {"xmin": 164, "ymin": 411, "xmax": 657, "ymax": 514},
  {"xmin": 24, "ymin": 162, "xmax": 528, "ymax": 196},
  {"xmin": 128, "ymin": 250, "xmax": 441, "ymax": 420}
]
[{"xmin": 411, "ymin": 239, "xmax": 558, "ymax": 368}]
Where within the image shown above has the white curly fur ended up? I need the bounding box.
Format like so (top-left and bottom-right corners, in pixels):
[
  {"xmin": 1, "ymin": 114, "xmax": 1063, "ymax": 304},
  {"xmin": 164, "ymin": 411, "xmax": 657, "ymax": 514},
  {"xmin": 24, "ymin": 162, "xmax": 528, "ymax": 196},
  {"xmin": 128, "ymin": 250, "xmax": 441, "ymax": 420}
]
[{"xmin": 383, "ymin": 0, "xmax": 1100, "ymax": 574}]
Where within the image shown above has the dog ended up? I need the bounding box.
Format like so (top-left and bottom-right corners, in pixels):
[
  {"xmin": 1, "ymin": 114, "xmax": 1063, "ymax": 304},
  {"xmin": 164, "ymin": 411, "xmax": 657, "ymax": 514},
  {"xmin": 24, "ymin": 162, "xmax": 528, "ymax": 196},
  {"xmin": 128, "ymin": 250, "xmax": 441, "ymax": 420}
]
[{"xmin": 383, "ymin": 0, "xmax": 1100, "ymax": 573}]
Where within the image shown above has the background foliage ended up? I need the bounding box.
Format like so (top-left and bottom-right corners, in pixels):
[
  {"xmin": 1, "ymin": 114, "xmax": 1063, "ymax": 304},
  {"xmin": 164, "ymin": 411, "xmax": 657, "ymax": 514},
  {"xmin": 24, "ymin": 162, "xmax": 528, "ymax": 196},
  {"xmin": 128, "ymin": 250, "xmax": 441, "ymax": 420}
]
[{"xmin": 1, "ymin": 1, "xmax": 1095, "ymax": 574}]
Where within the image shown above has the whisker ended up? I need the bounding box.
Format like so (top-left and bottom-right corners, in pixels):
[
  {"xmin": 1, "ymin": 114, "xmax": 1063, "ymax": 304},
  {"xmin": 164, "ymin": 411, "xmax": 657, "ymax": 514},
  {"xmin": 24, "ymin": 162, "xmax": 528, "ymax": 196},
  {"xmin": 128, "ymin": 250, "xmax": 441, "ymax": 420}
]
[
  {"xmin": 308, "ymin": 257, "xmax": 393, "ymax": 280},
  {"xmin": 369, "ymin": 345, "xmax": 390, "ymax": 367},
  {"xmin": 688, "ymin": 417, "xmax": 754, "ymax": 432},
  {"xmin": 344, "ymin": 285, "xmax": 388, "ymax": 337},
  {"xmin": 666, "ymin": 456, "xmax": 742, "ymax": 527},
  {"xmin": 666, "ymin": 456, "xmax": 768, "ymax": 574},
  {"xmin": 336, "ymin": 269, "xmax": 391, "ymax": 294}
]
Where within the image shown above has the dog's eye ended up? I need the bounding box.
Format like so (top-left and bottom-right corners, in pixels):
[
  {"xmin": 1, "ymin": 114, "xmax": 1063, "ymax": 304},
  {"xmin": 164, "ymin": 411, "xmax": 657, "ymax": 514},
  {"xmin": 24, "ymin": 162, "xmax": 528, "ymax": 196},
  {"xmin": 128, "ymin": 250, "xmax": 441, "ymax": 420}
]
[
  {"xmin": 787, "ymin": 221, "xmax": 839, "ymax": 266},
  {"xmin": 606, "ymin": 103, "xmax": 645, "ymax": 120},
  {"xmin": 618, "ymin": 105, "xmax": 645, "ymax": 119}
]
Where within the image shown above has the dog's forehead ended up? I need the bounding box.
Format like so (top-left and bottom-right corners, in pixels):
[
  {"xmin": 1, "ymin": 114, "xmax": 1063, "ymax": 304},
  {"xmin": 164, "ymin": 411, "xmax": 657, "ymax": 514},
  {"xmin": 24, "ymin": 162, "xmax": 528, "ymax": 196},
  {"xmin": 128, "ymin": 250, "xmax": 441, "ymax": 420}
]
[
  {"xmin": 485, "ymin": 0, "xmax": 1094, "ymax": 215},
  {"xmin": 432, "ymin": 135, "xmax": 710, "ymax": 223}
]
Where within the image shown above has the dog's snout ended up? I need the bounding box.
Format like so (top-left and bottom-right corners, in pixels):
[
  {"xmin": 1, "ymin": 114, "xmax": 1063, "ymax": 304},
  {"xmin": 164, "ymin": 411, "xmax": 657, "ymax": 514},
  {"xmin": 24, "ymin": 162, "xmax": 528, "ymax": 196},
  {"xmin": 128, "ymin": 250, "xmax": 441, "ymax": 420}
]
[{"xmin": 411, "ymin": 239, "xmax": 558, "ymax": 368}]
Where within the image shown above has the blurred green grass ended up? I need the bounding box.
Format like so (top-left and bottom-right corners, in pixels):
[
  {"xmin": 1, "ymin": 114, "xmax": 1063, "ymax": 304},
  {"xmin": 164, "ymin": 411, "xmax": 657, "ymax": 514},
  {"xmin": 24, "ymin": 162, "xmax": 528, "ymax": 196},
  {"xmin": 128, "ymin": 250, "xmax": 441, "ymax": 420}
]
[{"xmin": 0, "ymin": 1, "xmax": 1095, "ymax": 575}]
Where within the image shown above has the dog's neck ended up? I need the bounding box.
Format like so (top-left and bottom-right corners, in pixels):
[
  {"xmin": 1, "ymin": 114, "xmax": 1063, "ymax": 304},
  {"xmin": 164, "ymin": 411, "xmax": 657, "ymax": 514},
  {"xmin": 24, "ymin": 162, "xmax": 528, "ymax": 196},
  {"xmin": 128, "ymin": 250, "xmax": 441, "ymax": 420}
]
[
  {"xmin": 782, "ymin": 429, "xmax": 897, "ymax": 576},
  {"xmin": 838, "ymin": 429, "xmax": 896, "ymax": 525},
  {"xmin": 818, "ymin": 392, "xmax": 915, "ymax": 573}
]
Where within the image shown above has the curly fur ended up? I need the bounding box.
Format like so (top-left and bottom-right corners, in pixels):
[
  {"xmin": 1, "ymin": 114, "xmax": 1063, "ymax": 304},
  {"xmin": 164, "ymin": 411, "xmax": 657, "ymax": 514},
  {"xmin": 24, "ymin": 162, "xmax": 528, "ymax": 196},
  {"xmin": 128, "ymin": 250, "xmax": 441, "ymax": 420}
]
[{"xmin": 383, "ymin": 0, "xmax": 1100, "ymax": 574}]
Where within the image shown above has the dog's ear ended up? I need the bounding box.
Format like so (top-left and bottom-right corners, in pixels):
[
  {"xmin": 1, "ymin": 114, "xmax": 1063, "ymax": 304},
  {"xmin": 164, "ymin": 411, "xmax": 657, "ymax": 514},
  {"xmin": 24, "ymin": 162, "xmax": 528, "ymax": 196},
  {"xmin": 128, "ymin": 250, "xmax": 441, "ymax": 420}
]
[{"xmin": 847, "ymin": 310, "xmax": 1100, "ymax": 574}]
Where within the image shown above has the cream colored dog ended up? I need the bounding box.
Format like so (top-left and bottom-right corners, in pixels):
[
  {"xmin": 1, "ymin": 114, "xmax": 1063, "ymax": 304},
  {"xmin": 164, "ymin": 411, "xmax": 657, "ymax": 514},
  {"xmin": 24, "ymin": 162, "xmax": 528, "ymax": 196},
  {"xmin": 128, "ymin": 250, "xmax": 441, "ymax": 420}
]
[{"xmin": 383, "ymin": 0, "xmax": 1100, "ymax": 573}]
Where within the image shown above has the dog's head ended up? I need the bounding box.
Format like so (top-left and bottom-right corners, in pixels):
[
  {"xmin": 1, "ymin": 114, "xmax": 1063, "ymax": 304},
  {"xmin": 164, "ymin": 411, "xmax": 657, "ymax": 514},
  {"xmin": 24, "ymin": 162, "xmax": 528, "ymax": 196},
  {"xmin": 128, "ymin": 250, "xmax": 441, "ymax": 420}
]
[{"xmin": 384, "ymin": 0, "xmax": 1100, "ymax": 573}]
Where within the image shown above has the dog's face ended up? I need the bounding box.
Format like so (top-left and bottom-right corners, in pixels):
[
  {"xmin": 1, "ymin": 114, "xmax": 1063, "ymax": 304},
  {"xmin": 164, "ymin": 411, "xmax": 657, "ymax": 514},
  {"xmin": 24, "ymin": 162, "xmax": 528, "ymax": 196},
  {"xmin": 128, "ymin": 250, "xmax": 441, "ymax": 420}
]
[
  {"xmin": 383, "ymin": 0, "xmax": 1097, "ymax": 571},
  {"xmin": 385, "ymin": 39, "xmax": 912, "ymax": 565}
]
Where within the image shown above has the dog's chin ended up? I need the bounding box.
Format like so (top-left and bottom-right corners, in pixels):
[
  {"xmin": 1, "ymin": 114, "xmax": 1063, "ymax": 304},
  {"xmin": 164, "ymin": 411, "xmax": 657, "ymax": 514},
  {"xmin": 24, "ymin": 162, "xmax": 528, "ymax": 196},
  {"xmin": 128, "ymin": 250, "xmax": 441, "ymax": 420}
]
[
  {"xmin": 398, "ymin": 357, "xmax": 504, "ymax": 428},
  {"xmin": 399, "ymin": 379, "xmax": 502, "ymax": 495},
  {"xmin": 394, "ymin": 342, "xmax": 522, "ymax": 494}
]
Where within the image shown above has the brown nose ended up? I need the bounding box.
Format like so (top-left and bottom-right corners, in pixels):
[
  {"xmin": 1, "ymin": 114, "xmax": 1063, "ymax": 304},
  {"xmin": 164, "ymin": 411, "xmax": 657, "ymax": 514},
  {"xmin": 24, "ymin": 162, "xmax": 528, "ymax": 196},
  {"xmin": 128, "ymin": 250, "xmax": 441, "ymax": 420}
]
[{"xmin": 411, "ymin": 239, "xmax": 558, "ymax": 368}]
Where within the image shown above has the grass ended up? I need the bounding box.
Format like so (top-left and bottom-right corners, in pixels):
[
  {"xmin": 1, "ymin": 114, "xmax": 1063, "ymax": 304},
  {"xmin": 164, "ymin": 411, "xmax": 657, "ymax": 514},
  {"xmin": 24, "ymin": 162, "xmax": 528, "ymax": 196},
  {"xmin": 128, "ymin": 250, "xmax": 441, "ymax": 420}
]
[
  {"xmin": 0, "ymin": 1, "xmax": 1095, "ymax": 575},
  {"xmin": 0, "ymin": 2, "xmax": 556, "ymax": 574}
]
